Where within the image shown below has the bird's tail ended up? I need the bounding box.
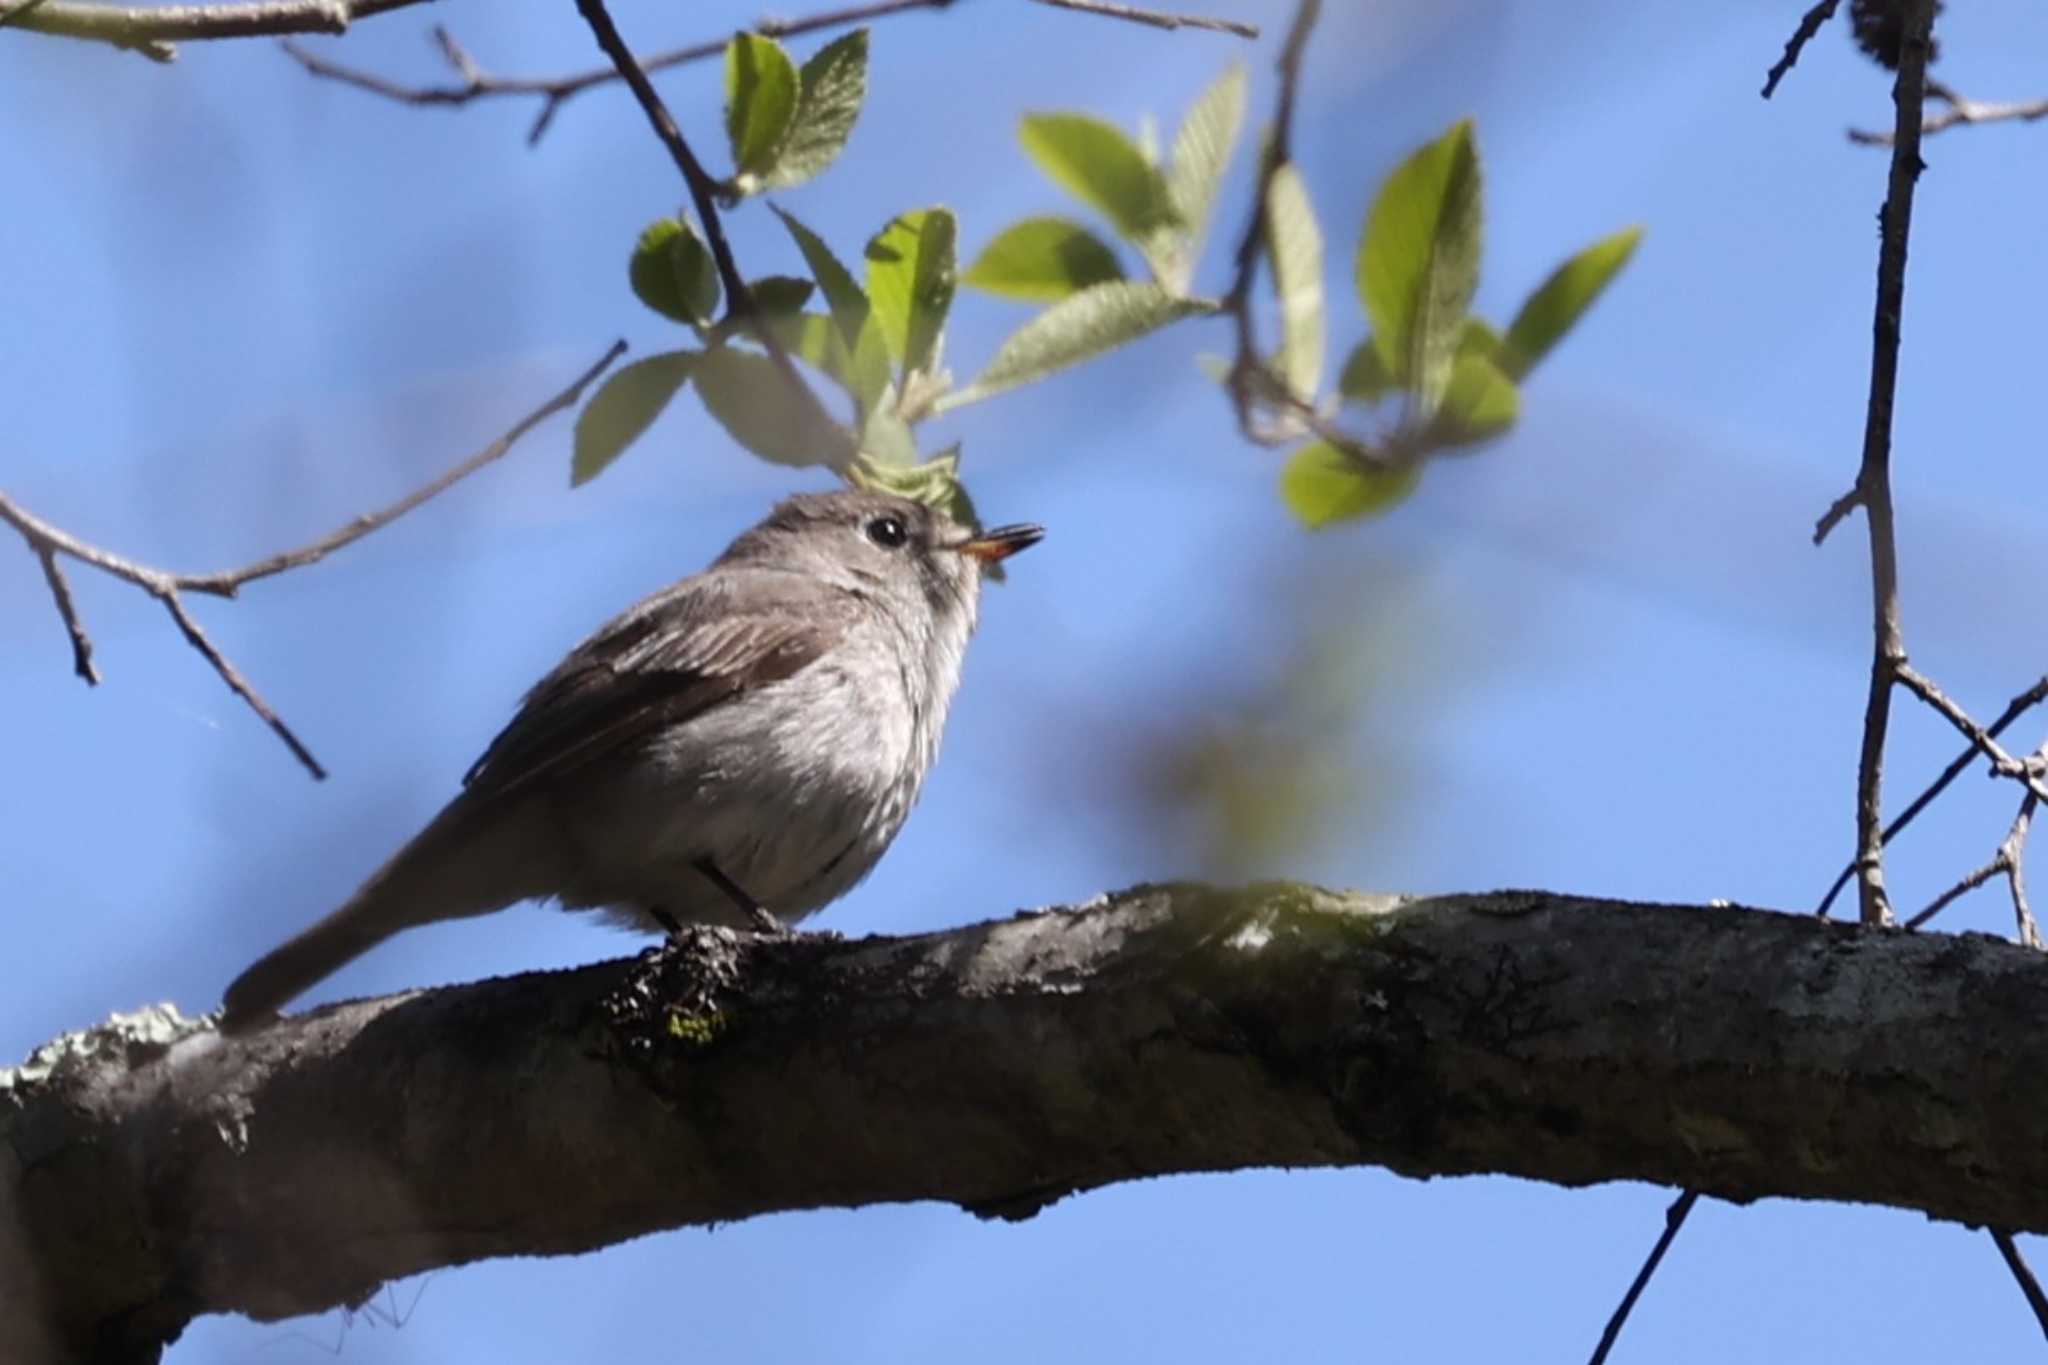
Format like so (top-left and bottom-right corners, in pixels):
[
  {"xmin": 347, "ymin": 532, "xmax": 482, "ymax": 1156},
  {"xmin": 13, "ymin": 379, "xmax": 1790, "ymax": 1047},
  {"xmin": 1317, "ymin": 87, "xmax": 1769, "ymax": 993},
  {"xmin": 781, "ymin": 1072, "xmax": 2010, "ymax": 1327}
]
[{"xmin": 219, "ymin": 797, "xmax": 552, "ymax": 1033}]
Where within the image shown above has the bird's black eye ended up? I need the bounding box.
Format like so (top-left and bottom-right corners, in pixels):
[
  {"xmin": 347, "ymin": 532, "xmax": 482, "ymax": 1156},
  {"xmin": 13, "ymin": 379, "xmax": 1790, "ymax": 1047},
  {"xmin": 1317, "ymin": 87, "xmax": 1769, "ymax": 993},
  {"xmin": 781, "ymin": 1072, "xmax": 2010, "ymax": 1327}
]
[{"xmin": 865, "ymin": 515, "xmax": 908, "ymax": 549}]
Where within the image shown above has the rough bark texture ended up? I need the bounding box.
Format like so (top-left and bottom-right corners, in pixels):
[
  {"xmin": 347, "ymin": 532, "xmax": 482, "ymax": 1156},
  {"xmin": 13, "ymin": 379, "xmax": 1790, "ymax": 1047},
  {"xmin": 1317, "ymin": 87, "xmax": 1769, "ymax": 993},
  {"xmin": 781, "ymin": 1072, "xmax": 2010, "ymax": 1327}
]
[{"xmin": 7, "ymin": 883, "xmax": 2048, "ymax": 1362}]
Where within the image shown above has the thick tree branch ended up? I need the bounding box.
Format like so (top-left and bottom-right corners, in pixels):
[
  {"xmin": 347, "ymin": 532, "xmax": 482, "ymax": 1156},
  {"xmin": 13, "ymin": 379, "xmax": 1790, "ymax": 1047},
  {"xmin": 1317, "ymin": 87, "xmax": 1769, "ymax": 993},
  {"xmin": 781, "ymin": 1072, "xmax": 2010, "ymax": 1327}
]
[{"xmin": 13, "ymin": 885, "xmax": 2048, "ymax": 1361}]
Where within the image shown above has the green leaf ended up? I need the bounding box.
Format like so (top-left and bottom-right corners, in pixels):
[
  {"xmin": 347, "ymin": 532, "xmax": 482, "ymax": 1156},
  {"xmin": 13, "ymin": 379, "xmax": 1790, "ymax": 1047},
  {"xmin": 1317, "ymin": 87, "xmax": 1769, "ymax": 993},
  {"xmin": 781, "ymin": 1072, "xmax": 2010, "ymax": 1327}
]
[
  {"xmin": 1425, "ymin": 349, "xmax": 1517, "ymax": 448},
  {"xmin": 859, "ymin": 404, "xmax": 917, "ymax": 467},
  {"xmin": 766, "ymin": 29, "xmax": 869, "ymax": 190},
  {"xmin": 629, "ymin": 218, "xmax": 720, "ymax": 327},
  {"xmin": 1456, "ymin": 316, "xmax": 1502, "ymax": 361},
  {"xmin": 865, "ymin": 207, "xmax": 957, "ymax": 377},
  {"xmin": 1019, "ymin": 114, "xmax": 1182, "ymax": 255},
  {"xmin": 1358, "ymin": 119, "xmax": 1483, "ymax": 407},
  {"xmin": 940, "ymin": 280, "xmax": 1212, "ymax": 409},
  {"xmin": 1264, "ymin": 162, "xmax": 1324, "ymax": 403},
  {"xmin": 963, "ymin": 217, "xmax": 1125, "ymax": 302},
  {"xmin": 1167, "ymin": 64, "xmax": 1247, "ymax": 257},
  {"xmin": 571, "ymin": 352, "xmax": 696, "ymax": 486},
  {"xmin": 1279, "ymin": 441, "xmax": 1421, "ymax": 528},
  {"xmin": 724, "ymin": 33, "xmax": 800, "ymax": 192},
  {"xmin": 1501, "ymin": 225, "xmax": 1642, "ymax": 379},
  {"xmin": 773, "ymin": 206, "xmax": 890, "ymax": 409},
  {"xmin": 1338, "ymin": 340, "xmax": 1394, "ymax": 403},
  {"xmin": 693, "ymin": 346, "xmax": 845, "ymax": 466},
  {"xmin": 747, "ymin": 275, "xmax": 815, "ymax": 316}
]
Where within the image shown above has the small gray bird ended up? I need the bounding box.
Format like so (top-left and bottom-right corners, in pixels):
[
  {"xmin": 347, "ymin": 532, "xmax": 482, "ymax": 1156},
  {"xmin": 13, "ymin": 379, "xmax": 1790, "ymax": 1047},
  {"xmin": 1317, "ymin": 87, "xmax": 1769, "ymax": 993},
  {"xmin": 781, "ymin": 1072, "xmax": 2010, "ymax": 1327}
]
[{"xmin": 220, "ymin": 489, "xmax": 1041, "ymax": 1031}]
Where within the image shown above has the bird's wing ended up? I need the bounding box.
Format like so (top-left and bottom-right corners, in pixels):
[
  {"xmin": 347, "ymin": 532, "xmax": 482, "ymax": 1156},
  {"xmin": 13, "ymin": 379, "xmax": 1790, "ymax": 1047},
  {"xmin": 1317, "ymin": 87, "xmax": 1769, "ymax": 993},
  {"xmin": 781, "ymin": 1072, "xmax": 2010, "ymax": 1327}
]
[{"xmin": 460, "ymin": 571, "xmax": 851, "ymax": 805}]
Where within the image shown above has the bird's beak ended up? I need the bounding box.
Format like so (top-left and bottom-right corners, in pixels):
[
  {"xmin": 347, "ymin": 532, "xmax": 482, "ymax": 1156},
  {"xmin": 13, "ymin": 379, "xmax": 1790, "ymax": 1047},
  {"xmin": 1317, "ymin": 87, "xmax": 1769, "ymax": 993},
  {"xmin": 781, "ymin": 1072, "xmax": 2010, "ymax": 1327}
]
[{"xmin": 951, "ymin": 523, "xmax": 1045, "ymax": 563}]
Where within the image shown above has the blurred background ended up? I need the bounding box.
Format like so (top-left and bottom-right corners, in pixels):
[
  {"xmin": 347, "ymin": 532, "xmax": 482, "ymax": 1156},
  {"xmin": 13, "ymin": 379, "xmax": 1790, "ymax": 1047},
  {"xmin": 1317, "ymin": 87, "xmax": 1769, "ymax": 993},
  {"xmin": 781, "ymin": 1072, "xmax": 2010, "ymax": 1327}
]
[{"xmin": 6, "ymin": 0, "xmax": 2048, "ymax": 1358}]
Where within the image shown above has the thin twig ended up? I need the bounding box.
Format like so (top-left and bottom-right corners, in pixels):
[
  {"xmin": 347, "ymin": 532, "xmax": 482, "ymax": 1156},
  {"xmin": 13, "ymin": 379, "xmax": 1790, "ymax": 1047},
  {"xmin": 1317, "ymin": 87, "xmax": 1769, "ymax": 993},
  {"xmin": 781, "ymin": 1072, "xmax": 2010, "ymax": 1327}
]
[
  {"xmin": 0, "ymin": 341, "xmax": 626, "ymax": 779},
  {"xmin": 1586, "ymin": 1190, "xmax": 1699, "ymax": 1365},
  {"xmin": 1, "ymin": 0, "xmax": 416, "ymax": 58},
  {"xmin": 1760, "ymin": 0, "xmax": 1840, "ymax": 99},
  {"xmin": 1814, "ymin": 676, "xmax": 2048, "ymax": 919},
  {"xmin": 1215, "ymin": 0, "xmax": 1365, "ymax": 453},
  {"xmin": 1026, "ymin": 0, "xmax": 1255, "ymax": 37},
  {"xmin": 1901, "ymin": 752, "xmax": 2041, "ymax": 936},
  {"xmin": 282, "ymin": 0, "xmax": 962, "ymax": 145},
  {"xmin": 1903, "ymin": 852, "xmax": 2006, "ymax": 929},
  {"xmin": 571, "ymin": 0, "xmax": 853, "ymax": 467},
  {"xmin": 30, "ymin": 542, "xmax": 99, "ymax": 683},
  {"xmin": 279, "ymin": 0, "xmax": 1251, "ymax": 145},
  {"xmin": 1894, "ymin": 663, "xmax": 2048, "ymax": 806},
  {"xmin": 1842, "ymin": 0, "xmax": 1935, "ymax": 927},
  {"xmin": 1992, "ymin": 1230, "xmax": 2048, "ymax": 1341},
  {"xmin": 157, "ymin": 589, "xmax": 327, "ymax": 778},
  {"xmin": 2003, "ymin": 776, "xmax": 2042, "ymax": 948},
  {"xmin": 1850, "ymin": 81, "xmax": 2048, "ymax": 147},
  {"xmin": 1812, "ymin": 484, "xmax": 1860, "ymax": 545}
]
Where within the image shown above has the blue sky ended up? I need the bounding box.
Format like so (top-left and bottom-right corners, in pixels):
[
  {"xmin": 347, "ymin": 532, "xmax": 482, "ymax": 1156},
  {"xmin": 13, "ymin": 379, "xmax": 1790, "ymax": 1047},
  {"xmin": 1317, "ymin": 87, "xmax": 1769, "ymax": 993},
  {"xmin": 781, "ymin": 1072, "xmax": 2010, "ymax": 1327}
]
[{"xmin": 6, "ymin": 0, "xmax": 2048, "ymax": 1358}]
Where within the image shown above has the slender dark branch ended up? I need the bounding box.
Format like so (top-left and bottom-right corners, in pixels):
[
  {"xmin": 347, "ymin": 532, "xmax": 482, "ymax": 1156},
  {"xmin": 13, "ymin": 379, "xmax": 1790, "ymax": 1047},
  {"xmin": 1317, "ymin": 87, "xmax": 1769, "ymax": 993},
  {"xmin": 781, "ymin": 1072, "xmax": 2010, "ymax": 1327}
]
[
  {"xmin": 1213, "ymin": 0, "xmax": 1388, "ymax": 463},
  {"xmin": 1025, "ymin": 0, "xmax": 1255, "ymax": 37},
  {"xmin": 0, "ymin": 342, "xmax": 626, "ymax": 778},
  {"xmin": 1, "ymin": 0, "xmax": 416, "ymax": 57},
  {"xmin": 30, "ymin": 543, "xmax": 98, "ymax": 683},
  {"xmin": 1851, "ymin": 81, "xmax": 2048, "ymax": 146},
  {"xmin": 1586, "ymin": 1190, "xmax": 1699, "ymax": 1365},
  {"xmin": 1992, "ymin": 1230, "xmax": 2048, "ymax": 1341},
  {"xmin": 1760, "ymin": 0, "xmax": 1840, "ymax": 99},
  {"xmin": 571, "ymin": 0, "xmax": 852, "ymax": 467},
  {"xmin": 281, "ymin": 0, "xmax": 963, "ymax": 145},
  {"xmin": 1842, "ymin": 0, "xmax": 1935, "ymax": 927},
  {"xmin": 1815, "ymin": 676, "xmax": 2048, "ymax": 919},
  {"xmin": 1894, "ymin": 663, "xmax": 2048, "ymax": 805}
]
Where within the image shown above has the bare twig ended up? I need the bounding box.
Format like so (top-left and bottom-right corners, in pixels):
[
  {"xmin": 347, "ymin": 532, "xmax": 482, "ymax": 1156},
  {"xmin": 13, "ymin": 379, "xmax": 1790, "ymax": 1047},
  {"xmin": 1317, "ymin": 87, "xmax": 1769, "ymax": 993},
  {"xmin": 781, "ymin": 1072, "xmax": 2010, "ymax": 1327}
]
[
  {"xmin": 1904, "ymin": 852, "xmax": 2006, "ymax": 930},
  {"xmin": 282, "ymin": 0, "xmax": 962, "ymax": 145},
  {"xmin": 1993, "ymin": 1230, "xmax": 2048, "ymax": 1342},
  {"xmin": 1904, "ymin": 760, "xmax": 2041, "ymax": 942},
  {"xmin": 1814, "ymin": 676, "xmax": 2048, "ymax": 919},
  {"xmin": 29, "ymin": 543, "xmax": 98, "ymax": 683},
  {"xmin": 1838, "ymin": 0, "xmax": 1935, "ymax": 927},
  {"xmin": 1219, "ymin": 0, "xmax": 1315, "ymax": 418},
  {"xmin": 2002, "ymin": 772, "xmax": 2042, "ymax": 948},
  {"xmin": 1026, "ymin": 0, "xmax": 1254, "ymax": 37},
  {"xmin": 0, "ymin": 341, "xmax": 626, "ymax": 779},
  {"xmin": 1585, "ymin": 1189, "xmax": 1699, "ymax": 1365},
  {"xmin": 1894, "ymin": 664, "xmax": 2048, "ymax": 806},
  {"xmin": 571, "ymin": 0, "xmax": 853, "ymax": 467},
  {"xmin": 1, "ymin": 0, "xmax": 416, "ymax": 59},
  {"xmin": 280, "ymin": 0, "xmax": 1251, "ymax": 145},
  {"xmin": 1850, "ymin": 80, "xmax": 2048, "ymax": 147},
  {"xmin": 1760, "ymin": 0, "xmax": 1840, "ymax": 99},
  {"xmin": 1213, "ymin": 0, "xmax": 1375, "ymax": 462}
]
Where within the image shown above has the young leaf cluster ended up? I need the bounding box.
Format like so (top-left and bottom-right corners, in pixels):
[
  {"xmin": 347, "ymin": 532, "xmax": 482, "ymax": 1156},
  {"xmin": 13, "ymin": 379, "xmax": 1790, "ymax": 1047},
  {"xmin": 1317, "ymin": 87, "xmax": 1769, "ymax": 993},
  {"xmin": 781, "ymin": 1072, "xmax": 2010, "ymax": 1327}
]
[
  {"xmin": 574, "ymin": 28, "xmax": 972, "ymax": 514},
  {"xmin": 947, "ymin": 67, "xmax": 1247, "ymax": 409},
  {"xmin": 570, "ymin": 44, "xmax": 1638, "ymax": 543},
  {"xmin": 1268, "ymin": 120, "xmax": 1642, "ymax": 529}
]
